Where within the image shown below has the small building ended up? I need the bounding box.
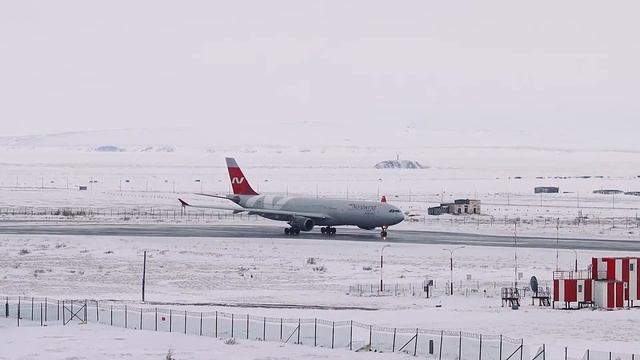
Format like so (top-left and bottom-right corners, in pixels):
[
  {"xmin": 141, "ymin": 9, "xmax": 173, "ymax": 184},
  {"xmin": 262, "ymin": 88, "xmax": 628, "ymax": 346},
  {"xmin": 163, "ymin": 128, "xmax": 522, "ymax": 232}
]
[
  {"xmin": 535, "ymin": 186, "xmax": 559, "ymax": 194},
  {"xmin": 427, "ymin": 205, "xmax": 447, "ymax": 216},
  {"xmin": 625, "ymin": 191, "xmax": 640, "ymax": 197},
  {"xmin": 428, "ymin": 199, "xmax": 480, "ymax": 215},
  {"xmin": 78, "ymin": 186, "xmax": 88, "ymax": 191},
  {"xmin": 448, "ymin": 199, "xmax": 481, "ymax": 215},
  {"xmin": 593, "ymin": 189, "xmax": 624, "ymax": 195},
  {"xmin": 553, "ymin": 257, "xmax": 640, "ymax": 310},
  {"xmin": 552, "ymin": 269, "xmax": 594, "ymax": 309}
]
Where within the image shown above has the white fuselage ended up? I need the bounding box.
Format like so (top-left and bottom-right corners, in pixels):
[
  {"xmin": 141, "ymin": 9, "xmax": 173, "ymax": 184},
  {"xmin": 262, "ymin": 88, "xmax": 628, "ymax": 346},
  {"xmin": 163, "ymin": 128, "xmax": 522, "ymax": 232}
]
[{"xmin": 235, "ymin": 195, "xmax": 404, "ymax": 229}]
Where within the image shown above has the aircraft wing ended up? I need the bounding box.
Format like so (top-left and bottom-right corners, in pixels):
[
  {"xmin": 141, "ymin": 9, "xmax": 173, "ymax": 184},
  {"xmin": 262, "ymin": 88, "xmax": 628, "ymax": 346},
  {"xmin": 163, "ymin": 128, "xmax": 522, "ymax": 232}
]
[
  {"xmin": 193, "ymin": 193, "xmax": 239, "ymax": 201},
  {"xmin": 178, "ymin": 199, "xmax": 331, "ymax": 220}
]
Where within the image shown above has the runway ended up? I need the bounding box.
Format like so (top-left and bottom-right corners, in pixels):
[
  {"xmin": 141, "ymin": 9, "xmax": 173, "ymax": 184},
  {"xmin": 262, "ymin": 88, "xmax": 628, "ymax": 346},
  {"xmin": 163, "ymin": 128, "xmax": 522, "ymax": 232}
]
[{"xmin": 1, "ymin": 223, "xmax": 639, "ymax": 251}]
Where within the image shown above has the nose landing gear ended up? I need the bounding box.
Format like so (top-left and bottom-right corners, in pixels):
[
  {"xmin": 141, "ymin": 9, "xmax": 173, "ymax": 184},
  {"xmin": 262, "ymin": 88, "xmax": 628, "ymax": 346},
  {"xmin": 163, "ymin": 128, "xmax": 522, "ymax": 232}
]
[{"xmin": 380, "ymin": 226, "xmax": 389, "ymax": 239}]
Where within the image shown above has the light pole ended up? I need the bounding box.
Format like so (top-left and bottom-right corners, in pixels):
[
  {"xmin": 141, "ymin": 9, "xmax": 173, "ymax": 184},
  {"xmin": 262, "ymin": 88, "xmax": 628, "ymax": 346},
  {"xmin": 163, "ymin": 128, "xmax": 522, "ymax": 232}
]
[
  {"xmin": 443, "ymin": 246, "xmax": 465, "ymax": 295},
  {"xmin": 556, "ymin": 218, "xmax": 560, "ymax": 271},
  {"xmin": 572, "ymin": 249, "xmax": 578, "ymax": 272},
  {"xmin": 514, "ymin": 220, "xmax": 518, "ymax": 288},
  {"xmin": 380, "ymin": 245, "xmax": 391, "ymax": 292}
]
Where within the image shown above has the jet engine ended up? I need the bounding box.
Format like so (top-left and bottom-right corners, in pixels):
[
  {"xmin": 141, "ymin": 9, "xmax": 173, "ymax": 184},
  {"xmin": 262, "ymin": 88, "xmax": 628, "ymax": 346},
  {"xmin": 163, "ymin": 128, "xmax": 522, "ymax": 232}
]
[
  {"xmin": 290, "ymin": 216, "xmax": 315, "ymax": 231},
  {"xmin": 358, "ymin": 226, "xmax": 375, "ymax": 230}
]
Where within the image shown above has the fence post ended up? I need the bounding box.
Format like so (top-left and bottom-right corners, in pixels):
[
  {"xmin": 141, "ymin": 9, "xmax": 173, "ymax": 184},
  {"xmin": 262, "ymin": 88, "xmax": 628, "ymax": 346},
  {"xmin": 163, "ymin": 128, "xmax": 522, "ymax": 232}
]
[
  {"xmin": 60, "ymin": 299, "xmax": 63, "ymax": 326},
  {"xmin": 280, "ymin": 318, "xmax": 283, "ymax": 341},
  {"xmin": 40, "ymin": 303, "xmax": 43, "ymax": 326},
  {"xmin": 246, "ymin": 314, "xmax": 250, "ymax": 340},
  {"xmin": 414, "ymin": 328, "xmax": 418, "ymax": 357},
  {"xmin": 5, "ymin": 296, "xmax": 8, "ymax": 318},
  {"xmin": 565, "ymin": 347, "xmax": 567, "ymax": 360},
  {"xmin": 169, "ymin": 309, "xmax": 172, "ymax": 332},
  {"xmin": 263, "ymin": 317, "xmax": 266, "ymax": 341},
  {"xmin": 57, "ymin": 300, "xmax": 60, "ymax": 321},
  {"xmin": 479, "ymin": 334, "xmax": 482, "ymax": 360},
  {"xmin": 543, "ymin": 344, "xmax": 546, "ymax": 360},
  {"xmin": 458, "ymin": 331, "xmax": 462, "ymax": 360},
  {"xmin": 31, "ymin": 297, "xmax": 34, "ymax": 321},
  {"xmin": 499, "ymin": 335, "xmax": 503, "ymax": 360},
  {"xmin": 587, "ymin": 349, "xmax": 589, "ymax": 360},
  {"xmin": 18, "ymin": 297, "xmax": 21, "ymax": 327},
  {"xmin": 125, "ymin": 305, "xmax": 128, "ymax": 328},
  {"xmin": 140, "ymin": 307, "xmax": 143, "ymax": 330},
  {"xmin": 45, "ymin": 298, "xmax": 47, "ymax": 322},
  {"xmin": 184, "ymin": 310, "xmax": 187, "ymax": 334},
  {"xmin": 110, "ymin": 305, "xmax": 113, "ymax": 326},
  {"xmin": 84, "ymin": 299, "xmax": 87, "ymax": 323},
  {"xmin": 96, "ymin": 300, "xmax": 99, "ymax": 323},
  {"xmin": 439, "ymin": 330, "xmax": 444, "ymax": 360},
  {"xmin": 298, "ymin": 318, "xmax": 301, "ymax": 345},
  {"xmin": 392, "ymin": 328, "xmax": 397, "ymax": 352},
  {"xmin": 200, "ymin": 312, "xmax": 203, "ymax": 336},
  {"xmin": 314, "ymin": 319, "xmax": 317, "ymax": 347},
  {"xmin": 155, "ymin": 308, "xmax": 158, "ymax": 331},
  {"xmin": 369, "ymin": 325, "xmax": 373, "ymax": 347},
  {"xmin": 231, "ymin": 313, "xmax": 235, "ymax": 338},
  {"xmin": 520, "ymin": 339, "xmax": 523, "ymax": 360}
]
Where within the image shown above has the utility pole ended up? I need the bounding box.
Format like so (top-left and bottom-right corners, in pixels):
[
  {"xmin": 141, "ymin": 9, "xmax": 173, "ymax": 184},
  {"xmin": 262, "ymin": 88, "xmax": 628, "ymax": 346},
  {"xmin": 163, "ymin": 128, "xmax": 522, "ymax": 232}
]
[
  {"xmin": 380, "ymin": 245, "xmax": 390, "ymax": 292},
  {"xmin": 142, "ymin": 251, "xmax": 147, "ymax": 302},
  {"xmin": 556, "ymin": 218, "xmax": 560, "ymax": 271},
  {"xmin": 514, "ymin": 221, "xmax": 518, "ymax": 288},
  {"xmin": 443, "ymin": 247, "xmax": 465, "ymax": 295}
]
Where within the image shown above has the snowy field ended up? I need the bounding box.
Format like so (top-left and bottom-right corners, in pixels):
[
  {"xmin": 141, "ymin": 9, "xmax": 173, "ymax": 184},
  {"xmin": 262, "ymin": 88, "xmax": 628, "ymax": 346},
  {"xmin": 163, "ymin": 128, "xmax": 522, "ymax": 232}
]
[
  {"xmin": 0, "ymin": 318, "xmax": 405, "ymax": 360},
  {"xmin": 2, "ymin": 143, "xmax": 640, "ymax": 358},
  {"xmin": 2, "ymin": 144, "xmax": 640, "ymax": 241},
  {"xmin": 1, "ymin": 233, "xmax": 640, "ymax": 357}
]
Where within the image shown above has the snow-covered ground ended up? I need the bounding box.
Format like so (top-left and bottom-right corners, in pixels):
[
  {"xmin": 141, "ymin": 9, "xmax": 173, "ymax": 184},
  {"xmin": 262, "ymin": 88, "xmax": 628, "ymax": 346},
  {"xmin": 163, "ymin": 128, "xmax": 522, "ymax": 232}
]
[
  {"xmin": 2, "ymin": 142, "xmax": 640, "ymax": 241},
  {"xmin": 0, "ymin": 318, "xmax": 405, "ymax": 360},
  {"xmin": 1, "ymin": 234, "xmax": 639, "ymax": 357},
  {"xmin": 2, "ymin": 141, "xmax": 640, "ymax": 358}
]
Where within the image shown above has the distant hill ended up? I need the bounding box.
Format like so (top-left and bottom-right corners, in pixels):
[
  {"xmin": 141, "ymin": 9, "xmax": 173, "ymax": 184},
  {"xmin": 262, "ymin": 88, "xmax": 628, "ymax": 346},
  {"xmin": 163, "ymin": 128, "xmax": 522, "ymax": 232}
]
[{"xmin": 374, "ymin": 160, "xmax": 426, "ymax": 169}]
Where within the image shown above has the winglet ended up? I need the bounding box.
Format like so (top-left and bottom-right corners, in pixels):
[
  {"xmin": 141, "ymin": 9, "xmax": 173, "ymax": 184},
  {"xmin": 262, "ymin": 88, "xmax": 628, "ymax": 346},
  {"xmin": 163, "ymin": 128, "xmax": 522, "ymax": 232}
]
[{"xmin": 178, "ymin": 198, "xmax": 190, "ymax": 207}]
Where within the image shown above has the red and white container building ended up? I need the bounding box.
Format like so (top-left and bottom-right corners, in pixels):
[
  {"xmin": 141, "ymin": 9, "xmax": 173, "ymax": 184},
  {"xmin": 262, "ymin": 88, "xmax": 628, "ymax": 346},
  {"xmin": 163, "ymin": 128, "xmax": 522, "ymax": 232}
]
[{"xmin": 553, "ymin": 256, "xmax": 639, "ymax": 309}]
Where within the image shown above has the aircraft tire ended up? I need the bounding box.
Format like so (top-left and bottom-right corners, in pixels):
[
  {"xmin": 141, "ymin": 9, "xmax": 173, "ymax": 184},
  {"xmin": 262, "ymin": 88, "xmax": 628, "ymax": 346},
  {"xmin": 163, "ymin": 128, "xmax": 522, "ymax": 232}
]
[
  {"xmin": 330, "ymin": 228, "xmax": 336, "ymax": 235},
  {"xmin": 284, "ymin": 228, "xmax": 290, "ymax": 235},
  {"xmin": 321, "ymin": 227, "xmax": 326, "ymax": 234}
]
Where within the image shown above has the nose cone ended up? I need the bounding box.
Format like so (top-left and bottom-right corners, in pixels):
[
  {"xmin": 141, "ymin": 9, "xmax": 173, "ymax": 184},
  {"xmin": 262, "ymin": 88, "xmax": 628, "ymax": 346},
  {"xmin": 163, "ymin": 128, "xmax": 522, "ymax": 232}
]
[
  {"xmin": 389, "ymin": 206, "xmax": 405, "ymax": 225},
  {"xmin": 394, "ymin": 212, "xmax": 405, "ymax": 225}
]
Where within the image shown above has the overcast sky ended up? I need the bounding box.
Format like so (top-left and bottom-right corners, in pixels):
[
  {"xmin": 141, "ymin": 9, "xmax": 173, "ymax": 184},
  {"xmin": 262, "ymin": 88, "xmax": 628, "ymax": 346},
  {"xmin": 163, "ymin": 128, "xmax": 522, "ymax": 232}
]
[{"xmin": 1, "ymin": 1, "xmax": 638, "ymax": 147}]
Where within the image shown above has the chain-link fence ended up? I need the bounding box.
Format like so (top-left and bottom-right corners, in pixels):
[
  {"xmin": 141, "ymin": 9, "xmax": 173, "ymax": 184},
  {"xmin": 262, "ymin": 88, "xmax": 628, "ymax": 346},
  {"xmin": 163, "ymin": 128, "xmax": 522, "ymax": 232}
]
[
  {"xmin": 4, "ymin": 295, "xmax": 638, "ymax": 360},
  {"xmin": 348, "ymin": 282, "xmax": 434, "ymax": 297}
]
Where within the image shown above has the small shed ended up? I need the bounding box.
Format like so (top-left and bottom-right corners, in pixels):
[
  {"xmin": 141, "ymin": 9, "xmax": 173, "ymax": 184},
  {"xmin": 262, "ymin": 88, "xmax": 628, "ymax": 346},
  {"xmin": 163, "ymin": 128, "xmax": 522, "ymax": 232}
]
[
  {"xmin": 448, "ymin": 199, "xmax": 481, "ymax": 215},
  {"xmin": 535, "ymin": 187, "xmax": 559, "ymax": 194}
]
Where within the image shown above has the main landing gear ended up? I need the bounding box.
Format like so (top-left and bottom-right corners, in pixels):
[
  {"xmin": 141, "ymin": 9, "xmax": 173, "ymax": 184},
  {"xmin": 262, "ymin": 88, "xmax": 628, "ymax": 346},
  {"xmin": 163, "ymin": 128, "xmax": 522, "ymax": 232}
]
[
  {"xmin": 380, "ymin": 226, "xmax": 389, "ymax": 239},
  {"xmin": 320, "ymin": 227, "xmax": 336, "ymax": 235},
  {"xmin": 284, "ymin": 228, "xmax": 300, "ymax": 235}
]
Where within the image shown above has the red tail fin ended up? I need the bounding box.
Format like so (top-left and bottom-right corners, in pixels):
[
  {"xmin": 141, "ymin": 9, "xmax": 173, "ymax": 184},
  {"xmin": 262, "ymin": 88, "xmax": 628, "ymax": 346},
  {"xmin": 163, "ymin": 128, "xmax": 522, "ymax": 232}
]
[
  {"xmin": 226, "ymin": 157, "xmax": 258, "ymax": 195},
  {"xmin": 381, "ymin": 196, "xmax": 387, "ymax": 203}
]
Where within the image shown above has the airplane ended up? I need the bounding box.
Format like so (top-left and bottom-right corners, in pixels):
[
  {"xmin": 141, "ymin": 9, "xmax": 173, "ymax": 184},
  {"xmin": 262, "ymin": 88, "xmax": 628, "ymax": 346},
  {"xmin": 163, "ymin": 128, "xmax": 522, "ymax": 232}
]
[{"xmin": 178, "ymin": 157, "xmax": 405, "ymax": 238}]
